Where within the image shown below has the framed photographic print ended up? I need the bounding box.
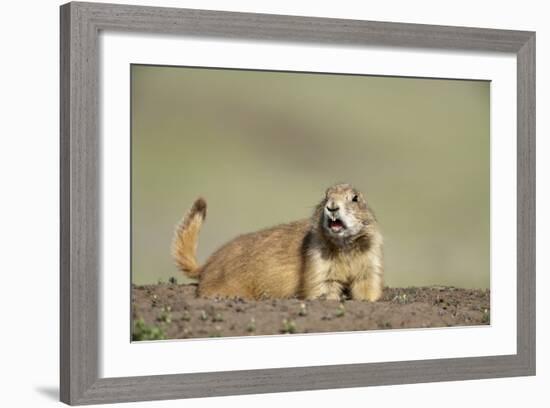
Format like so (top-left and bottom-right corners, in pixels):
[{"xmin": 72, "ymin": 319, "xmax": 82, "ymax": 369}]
[{"xmin": 60, "ymin": 1, "xmax": 535, "ymax": 405}]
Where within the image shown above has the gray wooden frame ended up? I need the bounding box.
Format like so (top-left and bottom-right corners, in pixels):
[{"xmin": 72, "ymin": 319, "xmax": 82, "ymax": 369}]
[{"xmin": 60, "ymin": 1, "xmax": 536, "ymax": 405}]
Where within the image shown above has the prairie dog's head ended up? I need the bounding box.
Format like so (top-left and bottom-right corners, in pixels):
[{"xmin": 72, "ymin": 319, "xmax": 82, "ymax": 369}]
[{"xmin": 316, "ymin": 183, "xmax": 376, "ymax": 243}]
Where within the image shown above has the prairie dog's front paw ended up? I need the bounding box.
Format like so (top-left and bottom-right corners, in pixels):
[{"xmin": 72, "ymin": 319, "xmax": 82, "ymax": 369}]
[
  {"xmin": 352, "ymin": 279, "xmax": 382, "ymax": 302},
  {"xmin": 325, "ymin": 292, "xmax": 342, "ymax": 301}
]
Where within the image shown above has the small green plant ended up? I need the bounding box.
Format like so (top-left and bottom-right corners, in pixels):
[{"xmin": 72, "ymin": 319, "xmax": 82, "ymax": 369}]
[
  {"xmin": 482, "ymin": 309, "xmax": 490, "ymax": 324},
  {"xmin": 199, "ymin": 310, "xmax": 209, "ymax": 321},
  {"xmin": 298, "ymin": 303, "xmax": 308, "ymax": 316},
  {"xmin": 281, "ymin": 318, "xmax": 297, "ymax": 334},
  {"xmin": 210, "ymin": 325, "xmax": 223, "ymax": 337},
  {"xmin": 393, "ymin": 293, "xmax": 409, "ymax": 304},
  {"xmin": 335, "ymin": 303, "xmax": 346, "ymax": 318},
  {"xmin": 132, "ymin": 318, "xmax": 166, "ymax": 341},
  {"xmin": 157, "ymin": 306, "xmax": 172, "ymax": 323},
  {"xmin": 246, "ymin": 317, "xmax": 256, "ymax": 333}
]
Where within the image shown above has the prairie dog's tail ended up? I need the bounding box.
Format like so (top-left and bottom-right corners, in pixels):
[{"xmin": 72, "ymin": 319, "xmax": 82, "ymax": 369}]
[{"xmin": 171, "ymin": 198, "xmax": 207, "ymax": 279}]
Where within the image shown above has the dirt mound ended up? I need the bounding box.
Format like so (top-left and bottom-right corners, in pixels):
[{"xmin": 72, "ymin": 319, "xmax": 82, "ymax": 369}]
[{"xmin": 132, "ymin": 284, "xmax": 490, "ymax": 340}]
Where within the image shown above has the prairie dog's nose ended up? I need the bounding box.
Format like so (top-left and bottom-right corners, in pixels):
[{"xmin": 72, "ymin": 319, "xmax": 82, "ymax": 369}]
[{"xmin": 326, "ymin": 202, "xmax": 340, "ymax": 212}]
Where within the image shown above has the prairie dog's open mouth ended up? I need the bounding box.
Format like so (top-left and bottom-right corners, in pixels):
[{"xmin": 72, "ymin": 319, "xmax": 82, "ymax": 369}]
[{"xmin": 327, "ymin": 218, "xmax": 346, "ymax": 233}]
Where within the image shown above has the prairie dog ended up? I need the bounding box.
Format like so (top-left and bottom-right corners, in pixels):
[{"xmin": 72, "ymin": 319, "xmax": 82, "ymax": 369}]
[{"xmin": 171, "ymin": 183, "xmax": 384, "ymax": 301}]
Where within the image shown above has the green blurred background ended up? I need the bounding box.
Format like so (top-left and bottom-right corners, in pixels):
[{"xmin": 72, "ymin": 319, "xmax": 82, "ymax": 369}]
[{"xmin": 131, "ymin": 65, "xmax": 490, "ymax": 289}]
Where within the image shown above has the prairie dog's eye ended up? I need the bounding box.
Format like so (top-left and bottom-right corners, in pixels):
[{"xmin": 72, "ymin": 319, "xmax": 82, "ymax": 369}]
[{"xmin": 352, "ymin": 195, "xmax": 359, "ymax": 202}]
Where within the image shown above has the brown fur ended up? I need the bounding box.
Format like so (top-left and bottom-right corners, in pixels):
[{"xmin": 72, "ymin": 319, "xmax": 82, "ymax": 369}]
[
  {"xmin": 171, "ymin": 198, "xmax": 207, "ymax": 278},
  {"xmin": 171, "ymin": 184, "xmax": 384, "ymax": 301}
]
